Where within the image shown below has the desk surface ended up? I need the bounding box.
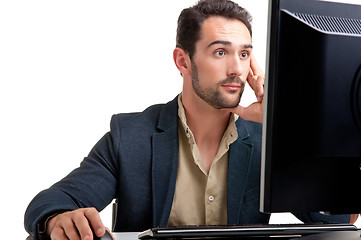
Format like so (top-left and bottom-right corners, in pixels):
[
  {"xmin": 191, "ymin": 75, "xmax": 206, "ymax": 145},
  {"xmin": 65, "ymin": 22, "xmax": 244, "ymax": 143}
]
[
  {"xmin": 112, "ymin": 232, "xmax": 294, "ymax": 240},
  {"xmin": 26, "ymin": 231, "xmax": 361, "ymax": 240},
  {"xmin": 111, "ymin": 232, "xmax": 297, "ymax": 240},
  {"xmin": 113, "ymin": 232, "xmax": 139, "ymax": 239},
  {"xmin": 111, "ymin": 231, "xmax": 361, "ymax": 240},
  {"xmin": 25, "ymin": 232, "xmax": 140, "ymax": 240}
]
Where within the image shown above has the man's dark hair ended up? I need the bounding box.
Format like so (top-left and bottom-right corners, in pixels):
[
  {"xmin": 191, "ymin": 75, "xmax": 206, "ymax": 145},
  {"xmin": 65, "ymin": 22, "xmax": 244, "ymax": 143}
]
[{"xmin": 176, "ymin": 0, "xmax": 253, "ymax": 59}]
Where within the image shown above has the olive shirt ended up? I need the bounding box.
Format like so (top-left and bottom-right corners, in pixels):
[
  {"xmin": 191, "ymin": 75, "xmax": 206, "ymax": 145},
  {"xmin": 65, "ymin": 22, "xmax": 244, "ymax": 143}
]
[{"xmin": 167, "ymin": 95, "xmax": 238, "ymax": 226}]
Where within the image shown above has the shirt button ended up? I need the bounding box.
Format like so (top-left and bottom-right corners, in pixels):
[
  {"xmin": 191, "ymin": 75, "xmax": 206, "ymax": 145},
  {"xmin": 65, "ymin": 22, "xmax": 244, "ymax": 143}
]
[{"xmin": 208, "ymin": 195, "xmax": 215, "ymax": 202}]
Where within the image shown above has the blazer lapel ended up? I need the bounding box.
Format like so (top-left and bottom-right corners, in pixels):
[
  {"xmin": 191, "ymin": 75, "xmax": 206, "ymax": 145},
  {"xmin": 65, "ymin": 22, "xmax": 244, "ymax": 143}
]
[
  {"xmin": 227, "ymin": 119, "xmax": 254, "ymax": 224},
  {"xmin": 151, "ymin": 97, "xmax": 179, "ymax": 227}
]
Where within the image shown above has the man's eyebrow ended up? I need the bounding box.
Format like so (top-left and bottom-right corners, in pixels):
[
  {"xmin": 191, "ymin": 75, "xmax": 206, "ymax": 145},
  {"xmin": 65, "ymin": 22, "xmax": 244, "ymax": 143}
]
[
  {"xmin": 207, "ymin": 40, "xmax": 232, "ymax": 48},
  {"xmin": 207, "ymin": 40, "xmax": 253, "ymax": 49},
  {"xmin": 243, "ymin": 44, "xmax": 253, "ymax": 49}
]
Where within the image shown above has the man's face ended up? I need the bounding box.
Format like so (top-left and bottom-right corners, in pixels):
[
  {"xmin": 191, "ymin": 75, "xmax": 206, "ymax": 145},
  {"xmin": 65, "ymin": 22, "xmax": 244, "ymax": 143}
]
[{"xmin": 191, "ymin": 16, "xmax": 252, "ymax": 109}]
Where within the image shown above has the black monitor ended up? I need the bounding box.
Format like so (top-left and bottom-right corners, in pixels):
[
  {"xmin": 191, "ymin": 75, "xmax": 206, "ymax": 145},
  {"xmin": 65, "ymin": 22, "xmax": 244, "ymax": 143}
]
[{"xmin": 261, "ymin": 0, "xmax": 361, "ymax": 214}]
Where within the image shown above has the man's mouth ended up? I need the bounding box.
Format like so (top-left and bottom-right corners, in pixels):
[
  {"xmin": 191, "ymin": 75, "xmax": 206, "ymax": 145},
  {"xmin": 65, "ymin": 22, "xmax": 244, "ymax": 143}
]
[{"xmin": 221, "ymin": 83, "xmax": 241, "ymax": 91}]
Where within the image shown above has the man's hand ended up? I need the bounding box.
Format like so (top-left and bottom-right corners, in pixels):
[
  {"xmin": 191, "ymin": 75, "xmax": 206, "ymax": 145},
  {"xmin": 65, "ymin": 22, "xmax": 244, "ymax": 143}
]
[
  {"xmin": 226, "ymin": 101, "xmax": 263, "ymax": 123},
  {"xmin": 247, "ymin": 53, "xmax": 265, "ymax": 103},
  {"xmin": 350, "ymin": 214, "xmax": 359, "ymax": 224},
  {"xmin": 46, "ymin": 207, "xmax": 112, "ymax": 240},
  {"xmin": 223, "ymin": 54, "xmax": 265, "ymax": 123}
]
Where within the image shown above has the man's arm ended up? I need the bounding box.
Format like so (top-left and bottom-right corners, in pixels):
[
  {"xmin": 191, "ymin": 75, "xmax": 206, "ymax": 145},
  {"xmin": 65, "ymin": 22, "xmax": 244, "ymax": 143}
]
[{"xmin": 24, "ymin": 131, "xmax": 119, "ymax": 240}]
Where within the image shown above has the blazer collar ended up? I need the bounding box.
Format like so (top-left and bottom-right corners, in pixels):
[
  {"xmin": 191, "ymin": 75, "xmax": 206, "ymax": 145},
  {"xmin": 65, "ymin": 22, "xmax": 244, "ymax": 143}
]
[{"xmin": 156, "ymin": 95, "xmax": 179, "ymax": 132}]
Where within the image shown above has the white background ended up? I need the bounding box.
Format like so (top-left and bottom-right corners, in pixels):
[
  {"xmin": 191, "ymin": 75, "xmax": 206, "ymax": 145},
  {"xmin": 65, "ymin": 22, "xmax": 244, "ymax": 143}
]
[{"xmin": 0, "ymin": 0, "xmax": 360, "ymax": 239}]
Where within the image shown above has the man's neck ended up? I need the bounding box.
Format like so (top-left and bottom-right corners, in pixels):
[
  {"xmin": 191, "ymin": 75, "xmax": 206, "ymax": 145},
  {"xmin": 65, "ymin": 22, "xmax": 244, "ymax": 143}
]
[
  {"xmin": 183, "ymin": 98, "xmax": 230, "ymax": 141},
  {"xmin": 181, "ymin": 91, "xmax": 232, "ymax": 173}
]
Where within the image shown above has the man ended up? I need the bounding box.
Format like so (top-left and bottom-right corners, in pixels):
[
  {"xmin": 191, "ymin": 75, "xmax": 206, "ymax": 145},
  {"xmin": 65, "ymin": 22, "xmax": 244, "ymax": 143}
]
[{"xmin": 24, "ymin": 0, "xmax": 353, "ymax": 239}]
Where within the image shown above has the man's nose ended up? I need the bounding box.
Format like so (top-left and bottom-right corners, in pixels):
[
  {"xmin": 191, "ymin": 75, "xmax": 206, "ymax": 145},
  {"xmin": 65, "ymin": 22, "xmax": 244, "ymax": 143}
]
[{"xmin": 227, "ymin": 55, "xmax": 246, "ymax": 77}]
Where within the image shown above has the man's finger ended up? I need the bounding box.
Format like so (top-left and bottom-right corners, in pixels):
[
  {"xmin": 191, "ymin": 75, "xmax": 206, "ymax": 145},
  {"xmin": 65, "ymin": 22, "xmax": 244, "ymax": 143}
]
[
  {"xmin": 84, "ymin": 208, "xmax": 106, "ymax": 237},
  {"xmin": 73, "ymin": 213, "xmax": 93, "ymax": 240},
  {"xmin": 62, "ymin": 220, "xmax": 81, "ymax": 240},
  {"xmin": 51, "ymin": 225, "xmax": 71, "ymax": 240},
  {"xmin": 250, "ymin": 53, "xmax": 264, "ymax": 76},
  {"xmin": 247, "ymin": 74, "xmax": 264, "ymax": 102},
  {"xmin": 247, "ymin": 54, "xmax": 265, "ymax": 102}
]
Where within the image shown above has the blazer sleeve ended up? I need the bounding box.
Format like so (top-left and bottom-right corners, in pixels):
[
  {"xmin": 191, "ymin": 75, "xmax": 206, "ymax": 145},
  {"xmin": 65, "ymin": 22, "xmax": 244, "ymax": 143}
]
[{"xmin": 24, "ymin": 117, "xmax": 121, "ymax": 239}]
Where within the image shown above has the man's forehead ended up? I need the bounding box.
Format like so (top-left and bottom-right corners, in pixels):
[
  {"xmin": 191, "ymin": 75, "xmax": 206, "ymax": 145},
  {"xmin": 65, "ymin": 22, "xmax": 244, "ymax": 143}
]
[{"xmin": 199, "ymin": 16, "xmax": 252, "ymax": 47}]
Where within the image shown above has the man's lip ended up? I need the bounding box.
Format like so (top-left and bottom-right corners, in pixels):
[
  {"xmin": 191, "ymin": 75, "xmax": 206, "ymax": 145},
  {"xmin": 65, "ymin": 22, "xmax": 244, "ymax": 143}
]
[{"xmin": 222, "ymin": 84, "xmax": 241, "ymax": 90}]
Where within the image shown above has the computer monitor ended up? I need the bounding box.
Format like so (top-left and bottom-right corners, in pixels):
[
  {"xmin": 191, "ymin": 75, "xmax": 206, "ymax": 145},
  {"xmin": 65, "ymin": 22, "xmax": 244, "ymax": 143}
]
[{"xmin": 260, "ymin": 0, "xmax": 361, "ymax": 214}]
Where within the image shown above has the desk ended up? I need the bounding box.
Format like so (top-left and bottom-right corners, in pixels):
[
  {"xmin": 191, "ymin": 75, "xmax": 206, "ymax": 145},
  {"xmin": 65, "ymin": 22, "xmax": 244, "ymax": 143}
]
[
  {"xmin": 113, "ymin": 232, "xmax": 139, "ymax": 239},
  {"xmin": 26, "ymin": 231, "xmax": 361, "ymax": 240},
  {"xmin": 113, "ymin": 233, "xmax": 297, "ymax": 239},
  {"xmin": 25, "ymin": 233, "xmax": 140, "ymax": 240},
  {"xmin": 114, "ymin": 231, "xmax": 361, "ymax": 240}
]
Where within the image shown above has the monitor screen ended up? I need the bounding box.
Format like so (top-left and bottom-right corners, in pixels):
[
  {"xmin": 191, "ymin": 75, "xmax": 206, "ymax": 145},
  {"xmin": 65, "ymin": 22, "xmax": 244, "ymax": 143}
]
[{"xmin": 260, "ymin": 0, "xmax": 361, "ymax": 214}]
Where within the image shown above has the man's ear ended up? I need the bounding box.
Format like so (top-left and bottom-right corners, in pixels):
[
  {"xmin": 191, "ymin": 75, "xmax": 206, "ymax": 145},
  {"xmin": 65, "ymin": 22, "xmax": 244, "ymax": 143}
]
[{"xmin": 173, "ymin": 48, "xmax": 191, "ymax": 76}]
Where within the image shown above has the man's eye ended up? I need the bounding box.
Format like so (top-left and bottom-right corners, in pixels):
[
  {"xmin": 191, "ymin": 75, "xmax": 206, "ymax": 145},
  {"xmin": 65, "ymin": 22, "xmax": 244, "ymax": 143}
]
[
  {"xmin": 240, "ymin": 51, "xmax": 249, "ymax": 59},
  {"xmin": 214, "ymin": 50, "xmax": 226, "ymax": 57}
]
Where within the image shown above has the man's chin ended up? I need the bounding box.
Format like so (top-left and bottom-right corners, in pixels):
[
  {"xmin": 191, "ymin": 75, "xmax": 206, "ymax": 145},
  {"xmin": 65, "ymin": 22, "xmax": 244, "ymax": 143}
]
[
  {"xmin": 213, "ymin": 101, "xmax": 240, "ymax": 109},
  {"xmin": 217, "ymin": 92, "xmax": 243, "ymax": 109},
  {"xmin": 217, "ymin": 104, "xmax": 239, "ymax": 109},
  {"xmin": 200, "ymin": 91, "xmax": 242, "ymax": 109},
  {"xmin": 222, "ymin": 97, "xmax": 242, "ymax": 109},
  {"xmin": 224, "ymin": 105, "xmax": 239, "ymax": 109}
]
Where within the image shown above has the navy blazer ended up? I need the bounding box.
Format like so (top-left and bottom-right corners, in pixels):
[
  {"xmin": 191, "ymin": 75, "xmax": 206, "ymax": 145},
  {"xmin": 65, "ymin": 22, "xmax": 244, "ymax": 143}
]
[{"xmin": 24, "ymin": 96, "xmax": 350, "ymax": 239}]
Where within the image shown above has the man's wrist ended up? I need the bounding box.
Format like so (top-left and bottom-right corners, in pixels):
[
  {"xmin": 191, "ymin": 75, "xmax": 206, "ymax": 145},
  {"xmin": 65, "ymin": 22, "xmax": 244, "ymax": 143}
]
[{"xmin": 38, "ymin": 213, "xmax": 61, "ymax": 239}]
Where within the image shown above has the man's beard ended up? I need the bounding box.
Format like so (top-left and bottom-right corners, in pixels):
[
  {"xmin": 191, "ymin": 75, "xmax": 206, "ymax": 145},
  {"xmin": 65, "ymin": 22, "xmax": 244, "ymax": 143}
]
[{"xmin": 191, "ymin": 61, "xmax": 245, "ymax": 109}]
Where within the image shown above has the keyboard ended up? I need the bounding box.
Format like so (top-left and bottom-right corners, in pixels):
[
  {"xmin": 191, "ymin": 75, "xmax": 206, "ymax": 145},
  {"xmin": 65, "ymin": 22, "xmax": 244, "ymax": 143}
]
[{"xmin": 138, "ymin": 223, "xmax": 358, "ymax": 239}]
